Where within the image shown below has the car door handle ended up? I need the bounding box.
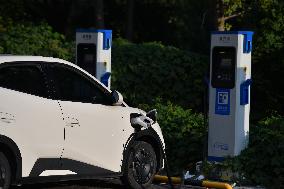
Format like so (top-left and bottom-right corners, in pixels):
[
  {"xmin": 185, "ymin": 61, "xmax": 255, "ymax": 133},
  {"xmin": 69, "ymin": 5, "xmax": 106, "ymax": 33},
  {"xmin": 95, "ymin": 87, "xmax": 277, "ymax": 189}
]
[
  {"xmin": 0, "ymin": 113, "xmax": 15, "ymax": 124},
  {"xmin": 66, "ymin": 121, "xmax": 80, "ymax": 127},
  {"xmin": 65, "ymin": 117, "xmax": 80, "ymax": 127},
  {"xmin": 1, "ymin": 117, "xmax": 15, "ymax": 123}
]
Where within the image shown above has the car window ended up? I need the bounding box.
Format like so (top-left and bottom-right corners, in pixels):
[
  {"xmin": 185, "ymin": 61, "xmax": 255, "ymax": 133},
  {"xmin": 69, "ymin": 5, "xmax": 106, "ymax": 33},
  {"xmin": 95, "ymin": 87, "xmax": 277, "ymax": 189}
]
[
  {"xmin": 0, "ymin": 64, "xmax": 47, "ymax": 97},
  {"xmin": 47, "ymin": 64, "xmax": 112, "ymax": 105}
]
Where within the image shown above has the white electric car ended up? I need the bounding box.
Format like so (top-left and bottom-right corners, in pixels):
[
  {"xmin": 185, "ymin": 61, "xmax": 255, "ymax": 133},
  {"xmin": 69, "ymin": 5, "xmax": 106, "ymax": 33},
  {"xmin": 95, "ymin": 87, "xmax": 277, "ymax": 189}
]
[{"xmin": 0, "ymin": 56, "xmax": 165, "ymax": 189}]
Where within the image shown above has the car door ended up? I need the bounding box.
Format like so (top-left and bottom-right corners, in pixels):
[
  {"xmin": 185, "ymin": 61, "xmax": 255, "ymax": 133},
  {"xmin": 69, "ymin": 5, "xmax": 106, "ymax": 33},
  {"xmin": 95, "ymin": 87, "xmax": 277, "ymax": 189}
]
[
  {"xmin": 45, "ymin": 63, "xmax": 133, "ymax": 175},
  {"xmin": 0, "ymin": 62, "xmax": 64, "ymax": 177}
]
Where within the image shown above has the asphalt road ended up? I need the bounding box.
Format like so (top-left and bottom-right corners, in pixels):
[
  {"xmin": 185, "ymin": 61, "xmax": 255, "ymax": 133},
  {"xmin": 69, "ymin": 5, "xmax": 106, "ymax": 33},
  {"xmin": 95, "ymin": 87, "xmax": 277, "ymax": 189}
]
[{"xmin": 12, "ymin": 178, "xmax": 201, "ymax": 189}]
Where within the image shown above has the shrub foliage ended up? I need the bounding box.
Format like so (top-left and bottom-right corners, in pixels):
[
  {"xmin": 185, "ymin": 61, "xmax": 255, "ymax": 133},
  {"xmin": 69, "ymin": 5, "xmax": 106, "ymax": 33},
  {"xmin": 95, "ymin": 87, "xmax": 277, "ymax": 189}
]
[
  {"xmin": 224, "ymin": 114, "xmax": 284, "ymax": 188},
  {"xmin": 112, "ymin": 39, "xmax": 208, "ymax": 110},
  {"xmin": 140, "ymin": 100, "xmax": 206, "ymax": 174},
  {"xmin": 0, "ymin": 20, "xmax": 74, "ymax": 61}
]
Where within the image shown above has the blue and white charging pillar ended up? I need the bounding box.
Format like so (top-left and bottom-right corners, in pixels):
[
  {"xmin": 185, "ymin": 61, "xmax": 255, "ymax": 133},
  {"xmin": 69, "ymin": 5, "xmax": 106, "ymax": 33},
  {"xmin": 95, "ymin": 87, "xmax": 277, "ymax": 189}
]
[
  {"xmin": 208, "ymin": 31, "xmax": 253, "ymax": 161},
  {"xmin": 76, "ymin": 29, "xmax": 112, "ymax": 88}
]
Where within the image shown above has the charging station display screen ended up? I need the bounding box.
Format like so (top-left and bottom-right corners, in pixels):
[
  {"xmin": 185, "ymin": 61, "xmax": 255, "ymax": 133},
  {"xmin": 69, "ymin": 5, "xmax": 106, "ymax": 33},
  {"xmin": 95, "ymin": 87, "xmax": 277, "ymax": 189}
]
[
  {"xmin": 220, "ymin": 58, "xmax": 232, "ymax": 67},
  {"xmin": 211, "ymin": 47, "xmax": 236, "ymax": 89},
  {"xmin": 77, "ymin": 44, "xmax": 97, "ymax": 76},
  {"xmin": 84, "ymin": 54, "xmax": 95, "ymax": 63}
]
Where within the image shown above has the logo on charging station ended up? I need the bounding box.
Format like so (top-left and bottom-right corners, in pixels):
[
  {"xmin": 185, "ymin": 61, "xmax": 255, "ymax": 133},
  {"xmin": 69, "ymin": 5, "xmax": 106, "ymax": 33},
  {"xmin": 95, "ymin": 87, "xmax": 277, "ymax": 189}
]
[
  {"xmin": 218, "ymin": 92, "xmax": 228, "ymax": 104},
  {"xmin": 214, "ymin": 142, "xmax": 229, "ymax": 151},
  {"xmin": 215, "ymin": 88, "xmax": 230, "ymax": 115}
]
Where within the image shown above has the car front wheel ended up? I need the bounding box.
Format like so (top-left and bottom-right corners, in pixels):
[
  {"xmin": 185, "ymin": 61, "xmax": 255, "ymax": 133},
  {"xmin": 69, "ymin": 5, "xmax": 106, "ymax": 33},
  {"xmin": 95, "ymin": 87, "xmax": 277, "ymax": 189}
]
[
  {"xmin": 122, "ymin": 141, "xmax": 157, "ymax": 189},
  {"xmin": 0, "ymin": 152, "xmax": 11, "ymax": 189}
]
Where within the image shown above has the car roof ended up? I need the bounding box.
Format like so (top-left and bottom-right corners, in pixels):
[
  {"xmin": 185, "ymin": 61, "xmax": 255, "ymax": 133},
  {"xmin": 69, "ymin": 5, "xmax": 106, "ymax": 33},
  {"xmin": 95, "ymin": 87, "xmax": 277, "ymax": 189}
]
[{"xmin": 0, "ymin": 55, "xmax": 70, "ymax": 65}]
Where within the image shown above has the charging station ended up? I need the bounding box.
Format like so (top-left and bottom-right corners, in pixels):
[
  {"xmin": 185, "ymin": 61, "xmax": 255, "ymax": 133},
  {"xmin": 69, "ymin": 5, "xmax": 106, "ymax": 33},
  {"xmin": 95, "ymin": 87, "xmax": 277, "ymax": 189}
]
[
  {"xmin": 76, "ymin": 29, "xmax": 112, "ymax": 88},
  {"xmin": 208, "ymin": 31, "xmax": 253, "ymax": 161}
]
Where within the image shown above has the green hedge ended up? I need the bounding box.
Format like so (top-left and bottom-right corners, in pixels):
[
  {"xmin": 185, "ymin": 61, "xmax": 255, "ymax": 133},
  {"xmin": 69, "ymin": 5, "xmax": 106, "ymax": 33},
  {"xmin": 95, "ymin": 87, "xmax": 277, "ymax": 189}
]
[
  {"xmin": 223, "ymin": 114, "xmax": 284, "ymax": 188},
  {"xmin": 112, "ymin": 39, "xmax": 208, "ymax": 110},
  {"xmin": 0, "ymin": 20, "xmax": 74, "ymax": 61},
  {"xmin": 140, "ymin": 100, "xmax": 206, "ymax": 174}
]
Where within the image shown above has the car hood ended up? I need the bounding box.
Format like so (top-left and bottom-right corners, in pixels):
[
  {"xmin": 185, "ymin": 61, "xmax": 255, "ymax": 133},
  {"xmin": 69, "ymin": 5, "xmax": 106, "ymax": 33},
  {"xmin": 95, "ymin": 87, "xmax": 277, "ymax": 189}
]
[{"xmin": 123, "ymin": 106, "xmax": 146, "ymax": 115}]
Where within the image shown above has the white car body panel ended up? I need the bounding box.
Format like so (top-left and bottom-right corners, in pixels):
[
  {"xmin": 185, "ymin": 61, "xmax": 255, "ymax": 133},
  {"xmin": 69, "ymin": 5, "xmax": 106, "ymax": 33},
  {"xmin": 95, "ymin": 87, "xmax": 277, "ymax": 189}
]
[
  {"xmin": 151, "ymin": 123, "xmax": 165, "ymax": 149},
  {"xmin": 0, "ymin": 87, "xmax": 64, "ymax": 177},
  {"xmin": 60, "ymin": 101, "xmax": 134, "ymax": 172},
  {"xmin": 39, "ymin": 170, "xmax": 77, "ymax": 176}
]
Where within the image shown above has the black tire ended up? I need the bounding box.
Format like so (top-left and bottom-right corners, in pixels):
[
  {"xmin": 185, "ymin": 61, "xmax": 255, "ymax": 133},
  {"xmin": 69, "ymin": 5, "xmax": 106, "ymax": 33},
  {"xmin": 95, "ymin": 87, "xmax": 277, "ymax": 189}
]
[
  {"xmin": 0, "ymin": 152, "xmax": 11, "ymax": 189},
  {"xmin": 122, "ymin": 141, "xmax": 157, "ymax": 189}
]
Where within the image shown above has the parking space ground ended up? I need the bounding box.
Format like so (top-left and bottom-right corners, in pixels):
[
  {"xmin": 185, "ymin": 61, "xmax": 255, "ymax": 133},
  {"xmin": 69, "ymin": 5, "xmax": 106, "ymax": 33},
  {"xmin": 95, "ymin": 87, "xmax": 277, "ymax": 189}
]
[{"xmin": 12, "ymin": 178, "xmax": 204, "ymax": 189}]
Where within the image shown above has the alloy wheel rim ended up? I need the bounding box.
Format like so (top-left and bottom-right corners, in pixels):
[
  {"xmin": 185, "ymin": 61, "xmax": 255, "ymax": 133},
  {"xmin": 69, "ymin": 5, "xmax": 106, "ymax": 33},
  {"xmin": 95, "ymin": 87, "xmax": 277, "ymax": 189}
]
[{"xmin": 131, "ymin": 148, "xmax": 155, "ymax": 184}]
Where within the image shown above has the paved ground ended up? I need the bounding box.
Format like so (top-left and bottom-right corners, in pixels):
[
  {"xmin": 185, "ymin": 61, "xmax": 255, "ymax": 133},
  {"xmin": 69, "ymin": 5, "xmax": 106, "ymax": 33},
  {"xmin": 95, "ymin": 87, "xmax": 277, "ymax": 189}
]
[
  {"xmin": 11, "ymin": 178, "xmax": 203, "ymax": 189},
  {"xmin": 11, "ymin": 177, "xmax": 263, "ymax": 189}
]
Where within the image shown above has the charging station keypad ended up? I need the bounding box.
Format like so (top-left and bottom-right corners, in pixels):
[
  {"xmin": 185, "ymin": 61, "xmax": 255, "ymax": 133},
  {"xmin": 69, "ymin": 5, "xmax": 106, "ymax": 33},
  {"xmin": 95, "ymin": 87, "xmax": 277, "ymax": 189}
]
[{"xmin": 211, "ymin": 47, "xmax": 236, "ymax": 89}]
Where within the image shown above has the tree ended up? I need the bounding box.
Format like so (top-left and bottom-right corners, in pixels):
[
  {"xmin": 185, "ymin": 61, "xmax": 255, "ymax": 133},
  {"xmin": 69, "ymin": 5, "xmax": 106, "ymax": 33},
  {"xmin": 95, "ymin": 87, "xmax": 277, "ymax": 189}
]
[
  {"xmin": 95, "ymin": 0, "xmax": 105, "ymax": 29},
  {"xmin": 210, "ymin": 0, "xmax": 243, "ymax": 31},
  {"xmin": 243, "ymin": 0, "xmax": 284, "ymax": 118},
  {"xmin": 126, "ymin": 0, "xmax": 134, "ymax": 41}
]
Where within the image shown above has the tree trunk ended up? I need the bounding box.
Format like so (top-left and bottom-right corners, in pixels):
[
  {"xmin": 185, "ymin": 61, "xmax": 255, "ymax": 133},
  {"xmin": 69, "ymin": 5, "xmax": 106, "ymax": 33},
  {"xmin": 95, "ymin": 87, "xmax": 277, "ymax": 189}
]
[
  {"xmin": 95, "ymin": 0, "xmax": 104, "ymax": 29},
  {"xmin": 209, "ymin": 0, "xmax": 225, "ymax": 31},
  {"xmin": 216, "ymin": 0, "xmax": 225, "ymax": 31},
  {"xmin": 126, "ymin": 0, "xmax": 134, "ymax": 41}
]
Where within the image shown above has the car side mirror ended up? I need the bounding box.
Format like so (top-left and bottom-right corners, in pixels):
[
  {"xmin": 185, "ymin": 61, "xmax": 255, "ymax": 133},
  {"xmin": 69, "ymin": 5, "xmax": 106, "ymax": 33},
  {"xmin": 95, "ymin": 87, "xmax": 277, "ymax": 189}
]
[{"xmin": 111, "ymin": 90, "xmax": 124, "ymax": 106}]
